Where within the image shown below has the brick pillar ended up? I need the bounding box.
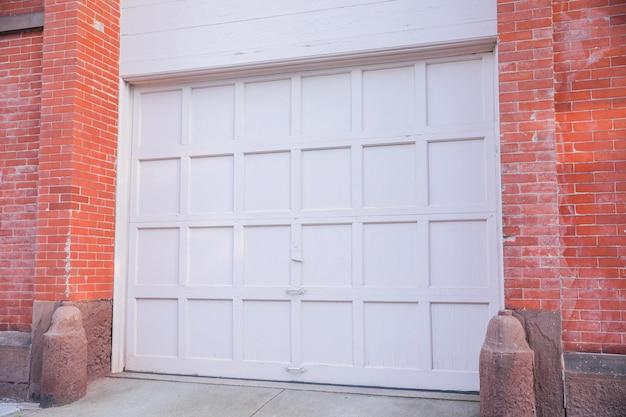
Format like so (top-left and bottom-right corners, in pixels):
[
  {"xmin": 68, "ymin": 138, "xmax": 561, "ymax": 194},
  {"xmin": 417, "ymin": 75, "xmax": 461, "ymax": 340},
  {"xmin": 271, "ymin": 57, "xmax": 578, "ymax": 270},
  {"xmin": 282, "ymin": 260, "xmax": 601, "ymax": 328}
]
[
  {"xmin": 29, "ymin": 0, "xmax": 120, "ymax": 394},
  {"xmin": 497, "ymin": 2, "xmax": 564, "ymax": 417},
  {"xmin": 498, "ymin": 1, "xmax": 560, "ymax": 310},
  {"xmin": 36, "ymin": 0, "xmax": 119, "ymax": 302},
  {"xmin": 553, "ymin": 0, "xmax": 626, "ymax": 356}
]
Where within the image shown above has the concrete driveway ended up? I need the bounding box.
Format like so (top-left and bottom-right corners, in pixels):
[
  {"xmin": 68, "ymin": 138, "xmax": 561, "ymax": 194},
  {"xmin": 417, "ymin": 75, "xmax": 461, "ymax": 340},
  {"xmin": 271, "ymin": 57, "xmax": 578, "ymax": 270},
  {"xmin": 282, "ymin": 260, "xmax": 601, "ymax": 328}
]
[{"xmin": 6, "ymin": 376, "xmax": 479, "ymax": 417}]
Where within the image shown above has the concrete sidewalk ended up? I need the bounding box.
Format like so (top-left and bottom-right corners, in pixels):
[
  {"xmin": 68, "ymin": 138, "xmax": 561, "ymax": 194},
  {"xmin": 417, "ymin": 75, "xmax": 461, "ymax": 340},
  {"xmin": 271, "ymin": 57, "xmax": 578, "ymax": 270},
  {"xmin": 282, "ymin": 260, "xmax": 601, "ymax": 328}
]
[{"xmin": 6, "ymin": 377, "xmax": 479, "ymax": 417}]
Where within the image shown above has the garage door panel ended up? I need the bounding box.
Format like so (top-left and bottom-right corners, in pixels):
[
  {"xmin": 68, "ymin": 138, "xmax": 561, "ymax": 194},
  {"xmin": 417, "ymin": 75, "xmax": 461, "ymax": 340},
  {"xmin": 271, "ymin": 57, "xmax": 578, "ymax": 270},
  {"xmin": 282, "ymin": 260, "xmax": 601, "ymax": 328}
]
[
  {"xmin": 187, "ymin": 299, "xmax": 234, "ymax": 360},
  {"xmin": 189, "ymin": 155, "xmax": 234, "ymax": 213},
  {"xmin": 135, "ymin": 298, "xmax": 179, "ymax": 357},
  {"xmin": 301, "ymin": 148, "xmax": 352, "ymax": 210},
  {"xmin": 362, "ymin": 66, "xmax": 416, "ymax": 132},
  {"xmin": 135, "ymin": 228, "xmax": 179, "ymax": 286},
  {"xmin": 431, "ymin": 303, "xmax": 489, "ymax": 371},
  {"xmin": 429, "ymin": 220, "xmax": 489, "ymax": 288},
  {"xmin": 364, "ymin": 302, "xmax": 421, "ymax": 369},
  {"xmin": 426, "ymin": 59, "xmax": 484, "ymax": 126},
  {"xmin": 301, "ymin": 224, "xmax": 352, "ymax": 287},
  {"xmin": 139, "ymin": 90, "xmax": 182, "ymax": 150},
  {"xmin": 191, "ymin": 85, "xmax": 235, "ymax": 144},
  {"xmin": 188, "ymin": 227, "xmax": 234, "ymax": 286},
  {"xmin": 362, "ymin": 222, "xmax": 420, "ymax": 288},
  {"xmin": 126, "ymin": 53, "xmax": 500, "ymax": 391},
  {"xmin": 243, "ymin": 226, "xmax": 291, "ymax": 287},
  {"xmin": 301, "ymin": 72, "xmax": 352, "ymax": 136},
  {"xmin": 427, "ymin": 138, "xmax": 487, "ymax": 207},
  {"xmin": 244, "ymin": 152, "xmax": 291, "ymax": 212},
  {"xmin": 243, "ymin": 79, "xmax": 292, "ymax": 140},
  {"xmin": 362, "ymin": 143, "xmax": 417, "ymax": 208},
  {"xmin": 137, "ymin": 158, "xmax": 180, "ymax": 216},
  {"xmin": 301, "ymin": 301, "xmax": 353, "ymax": 366},
  {"xmin": 243, "ymin": 300, "xmax": 291, "ymax": 363}
]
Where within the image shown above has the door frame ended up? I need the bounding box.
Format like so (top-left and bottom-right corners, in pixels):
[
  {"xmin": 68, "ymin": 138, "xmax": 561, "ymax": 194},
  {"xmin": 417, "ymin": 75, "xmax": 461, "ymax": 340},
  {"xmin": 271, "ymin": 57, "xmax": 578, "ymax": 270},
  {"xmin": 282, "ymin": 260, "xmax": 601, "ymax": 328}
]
[{"xmin": 111, "ymin": 38, "xmax": 504, "ymax": 376}]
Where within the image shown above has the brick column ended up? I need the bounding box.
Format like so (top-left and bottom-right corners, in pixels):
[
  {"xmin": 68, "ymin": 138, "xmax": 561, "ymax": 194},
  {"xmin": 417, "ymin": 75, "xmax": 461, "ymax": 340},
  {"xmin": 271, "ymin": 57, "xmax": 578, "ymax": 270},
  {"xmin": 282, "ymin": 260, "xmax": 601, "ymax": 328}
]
[
  {"xmin": 497, "ymin": 2, "xmax": 565, "ymax": 416},
  {"xmin": 553, "ymin": 0, "xmax": 626, "ymax": 356},
  {"xmin": 30, "ymin": 0, "xmax": 120, "ymax": 390},
  {"xmin": 498, "ymin": 0, "xmax": 560, "ymax": 311},
  {"xmin": 36, "ymin": 0, "xmax": 119, "ymax": 302}
]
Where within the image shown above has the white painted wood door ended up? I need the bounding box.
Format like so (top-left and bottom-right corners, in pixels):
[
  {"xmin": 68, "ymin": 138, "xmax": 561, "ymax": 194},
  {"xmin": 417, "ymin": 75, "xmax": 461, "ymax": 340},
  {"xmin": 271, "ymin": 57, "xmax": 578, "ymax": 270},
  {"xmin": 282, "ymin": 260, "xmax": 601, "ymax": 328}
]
[{"xmin": 124, "ymin": 53, "xmax": 501, "ymax": 391}]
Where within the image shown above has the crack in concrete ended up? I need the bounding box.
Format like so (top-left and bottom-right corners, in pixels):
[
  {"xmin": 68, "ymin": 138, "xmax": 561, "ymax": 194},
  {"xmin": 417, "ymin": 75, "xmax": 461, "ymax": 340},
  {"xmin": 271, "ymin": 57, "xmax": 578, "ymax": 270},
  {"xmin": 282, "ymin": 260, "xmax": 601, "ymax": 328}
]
[{"xmin": 249, "ymin": 389, "xmax": 285, "ymax": 417}]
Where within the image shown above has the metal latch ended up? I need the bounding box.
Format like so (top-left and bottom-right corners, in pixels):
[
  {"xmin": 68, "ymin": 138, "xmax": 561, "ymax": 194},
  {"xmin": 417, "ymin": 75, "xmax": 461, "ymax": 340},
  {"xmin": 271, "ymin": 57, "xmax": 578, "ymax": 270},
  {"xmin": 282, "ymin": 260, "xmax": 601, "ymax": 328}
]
[
  {"xmin": 285, "ymin": 365, "xmax": 306, "ymax": 374},
  {"xmin": 285, "ymin": 287, "xmax": 306, "ymax": 295}
]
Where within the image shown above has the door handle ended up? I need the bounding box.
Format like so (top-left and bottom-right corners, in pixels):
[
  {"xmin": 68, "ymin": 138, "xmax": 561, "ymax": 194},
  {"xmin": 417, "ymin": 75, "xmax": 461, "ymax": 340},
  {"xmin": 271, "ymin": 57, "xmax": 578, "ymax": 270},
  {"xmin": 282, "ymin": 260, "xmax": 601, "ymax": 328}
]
[
  {"xmin": 285, "ymin": 365, "xmax": 306, "ymax": 374},
  {"xmin": 285, "ymin": 287, "xmax": 306, "ymax": 295}
]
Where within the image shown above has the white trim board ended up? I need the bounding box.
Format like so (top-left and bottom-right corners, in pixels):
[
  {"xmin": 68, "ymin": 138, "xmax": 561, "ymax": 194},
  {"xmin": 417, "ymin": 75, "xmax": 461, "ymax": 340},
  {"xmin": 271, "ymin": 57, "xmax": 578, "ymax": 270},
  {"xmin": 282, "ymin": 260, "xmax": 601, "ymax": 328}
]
[
  {"xmin": 120, "ymin": 0, "xmax": 496, "ymax": 78},
  {"xmin": 112, "ymin": 79, "xmax": 133, "ymax": 373},
  {"xmin": 122, "ymin": 38, "xmax": 496, "ymax": 85}
]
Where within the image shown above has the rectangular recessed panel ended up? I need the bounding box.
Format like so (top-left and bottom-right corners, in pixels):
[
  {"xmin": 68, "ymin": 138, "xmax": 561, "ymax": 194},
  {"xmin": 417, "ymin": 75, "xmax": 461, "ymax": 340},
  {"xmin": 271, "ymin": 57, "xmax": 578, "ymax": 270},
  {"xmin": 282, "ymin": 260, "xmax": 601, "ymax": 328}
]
[
  {"xmin": 301, "ymin": 73, "xmax": 351, "ymax": 136},
  {"xmin": 427, "ymin": 60, "xmax": 483, "ymax": 125},
  {"xmin": 191, "ymin": 85, "xmax": 235, "ymax": 144},
  {"xmin": 188, "ymin": 227, "xmax": 233, "ymax": 286},
  {"xmin": 137, "ymin": 159, "xmax": 179, "ymax": 215},
  {"xmin": 190, "ymin": 155, "xmax": 234, "ymax": 213},
  {"xmin": 187, "ymin": 300, "xmax": 233, "ymax": 360},
  {"xmin": 243, "ymin": 300, "xmax": 291, "ymax": 363},
  {"xmin": 302, "ymin": 148, "xmax": 351, "ymax": 210},
  {"xmin": 430, "ymin": 220, "xmax": 488, "ymax": 288},
  {"xmin": 302, "ymin": 301, "xmax": 353, "ymax": 365},
  {"xmin": 363, "ymin": 67, "xmax": 415, "ymax": 131},
  {"xmin": 302, "ymin": 224, "xmax": 351, "ymax": 287},
  {"xmin": 363, "ymin": 144, "xmax": 416, "ymax": 208},
  {"xmin": 364, "ymin": 302, "xmax": 420, "ymax": 369},
  {"xmin": 244, "ymin": 79, "xmax": 291, "ymax": 141},
  {"xmin": 244, "ymin": 152, "xmax": 290, "ymax": 211},
  {"xmin": 363, "ymin": 222, "xmax": 419, "ymax": 287},
  {"xmin": 140, "ymin": 90, "xmax": 181, "ymax": 149},
  {"xmin": 431, "ymin": 303, "xmax": 489, "ymax": 371},
  {"xmin": 244, "ymin": 226, "xmax": 291, "ymax": 287},
  {"xmin": 136, "ymin": 299, "xmax": 178, "ymax": 357},
  {"xmin": 428, "ymin": 139, "xmax": 486, "ymax": 206},
  {"xmin": 136, "ymin": 228, "xmax": 179, "ymax": 286}
]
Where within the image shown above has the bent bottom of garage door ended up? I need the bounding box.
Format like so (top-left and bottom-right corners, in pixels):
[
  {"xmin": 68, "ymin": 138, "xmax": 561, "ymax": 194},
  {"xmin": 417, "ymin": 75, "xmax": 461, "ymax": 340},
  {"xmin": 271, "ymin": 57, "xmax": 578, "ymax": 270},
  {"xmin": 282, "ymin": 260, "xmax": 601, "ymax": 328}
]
[{"xmin": 122, "ymin": 51, "xmax": 502, "ymax": 392}]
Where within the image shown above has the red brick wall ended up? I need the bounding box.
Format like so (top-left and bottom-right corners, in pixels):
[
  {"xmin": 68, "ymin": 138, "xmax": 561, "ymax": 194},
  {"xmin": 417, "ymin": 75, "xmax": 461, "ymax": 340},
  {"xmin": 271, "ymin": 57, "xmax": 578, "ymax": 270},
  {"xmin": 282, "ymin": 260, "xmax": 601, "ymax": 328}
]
[
  {"xmin": 36, "ymin": 0, "xmax": 120, "ymax": 302},
  {"xmin": 499, "ymin": 0, "xmax": 626, "ymax": 353},
  {"xmin": 0, "ymin": 6, "xmax": 43, "ymax": 331},
  {"xmin": 2, "ymin": 0, "xmax": 624, "ymax": 355},
  {"xmin": 1, "ymin": 0, "xmax": 119, "ymax": 330},
  {"xmin": 554, "ymin": 0, "xmax": 626, "ymax": 354},
  {"xmin": 0, "ymin": 1, "xmax": 43, "ymax": 16}
]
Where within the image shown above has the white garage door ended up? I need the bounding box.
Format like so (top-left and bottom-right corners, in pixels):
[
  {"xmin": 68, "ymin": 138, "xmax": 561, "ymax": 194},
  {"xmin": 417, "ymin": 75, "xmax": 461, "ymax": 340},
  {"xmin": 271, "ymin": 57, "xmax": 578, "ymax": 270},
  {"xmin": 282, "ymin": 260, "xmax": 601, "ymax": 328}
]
[{"xmin": 123, "ymin": 53, "xmax": 501, "ymax": 391}]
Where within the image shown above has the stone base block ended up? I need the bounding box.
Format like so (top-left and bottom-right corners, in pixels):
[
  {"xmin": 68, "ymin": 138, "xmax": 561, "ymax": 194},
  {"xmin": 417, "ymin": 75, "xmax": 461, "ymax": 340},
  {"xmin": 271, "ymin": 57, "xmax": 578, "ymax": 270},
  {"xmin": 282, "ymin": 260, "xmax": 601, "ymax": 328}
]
[
  {"xmin": 513, "ymin": 310, "xmax": 564, "ymax": 417},
  {"xmin": 0, "ymin": 331, "xmax": 31, "ymax": 400},
  {"xmin": 30, "ymin": 299, "xmax": 112, "ymax": 398},
  {"xmin": 0, "ymin": 331, "xmax": 31, "ymax": 383},
  {"xmin": 480, "ymin": 310, "xmax": 536, "ymax": 417},
  {"xmin": 565, "ymin": 352, "xmax": 626, "ymax": 417},
  {"xmin": 40, "ymin": 305, "xmax": 88, "ymax": 406},
  {"xmin": 0, "ymin": 382, "xmax": 29, "ymax": 400}
]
